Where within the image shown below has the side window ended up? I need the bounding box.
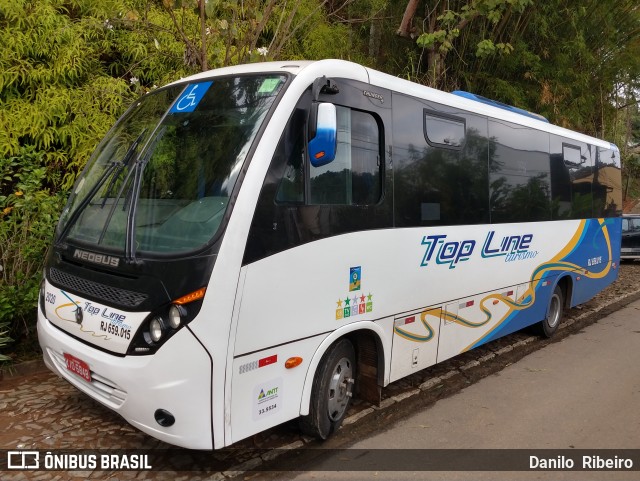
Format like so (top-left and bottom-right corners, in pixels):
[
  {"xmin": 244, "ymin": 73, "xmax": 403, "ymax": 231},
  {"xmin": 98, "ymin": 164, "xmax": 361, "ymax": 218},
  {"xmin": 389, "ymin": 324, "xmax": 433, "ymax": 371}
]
[
  {"xmin": 275, "ymin": 108, "xmax": 305, "ymax": 203},
  {"xmin": 424, "ymin": 111, "xmax": 465, "ymax": 148},
  {"xmin": 563, "ymin": 145, "xmax": 582, "ymax": 166},
  {"xmin": 489, "ymin": 119, "xmax": 551, "ymax": 223},
  {"xmin": 594, "ymin": 146, "xmax": 622, "ymax": 217},
  {"xmin": 309, "ymin": 106, "xmax": 382, "ymax": 205}
]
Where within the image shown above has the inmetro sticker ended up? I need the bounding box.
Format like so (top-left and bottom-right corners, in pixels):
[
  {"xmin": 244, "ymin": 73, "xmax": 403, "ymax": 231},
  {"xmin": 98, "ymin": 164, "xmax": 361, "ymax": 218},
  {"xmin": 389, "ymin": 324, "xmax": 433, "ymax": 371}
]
[{"xmin": 253, "ymin": 378, "xmax": 282, "ymax": 421}]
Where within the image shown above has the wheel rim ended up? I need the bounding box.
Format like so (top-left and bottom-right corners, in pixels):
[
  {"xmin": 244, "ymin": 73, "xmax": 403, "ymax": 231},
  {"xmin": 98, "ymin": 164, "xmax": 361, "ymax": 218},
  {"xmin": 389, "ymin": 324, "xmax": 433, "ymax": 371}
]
[
  {"xmin": 547, "ymin": 293, "xmax": 561, "ymax": 328},
  {"xmin": 326, "ymin": 356, "xmax": 353, "ymax": 421}
]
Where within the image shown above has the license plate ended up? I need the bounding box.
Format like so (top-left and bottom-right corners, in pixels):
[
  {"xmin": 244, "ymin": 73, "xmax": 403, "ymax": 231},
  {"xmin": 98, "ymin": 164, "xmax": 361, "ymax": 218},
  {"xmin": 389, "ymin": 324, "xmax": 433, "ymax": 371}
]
[{"xmin": 64, "ymin": 353, "xmax": 92, "ymax": 382}]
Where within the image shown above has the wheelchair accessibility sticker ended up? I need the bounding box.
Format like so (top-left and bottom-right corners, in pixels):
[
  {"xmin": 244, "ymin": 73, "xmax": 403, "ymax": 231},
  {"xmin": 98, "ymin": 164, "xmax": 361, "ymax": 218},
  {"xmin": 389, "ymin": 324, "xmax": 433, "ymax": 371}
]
[{"xmin": 169, "ymin": 81, "xmax": 213, "ymax": 113}]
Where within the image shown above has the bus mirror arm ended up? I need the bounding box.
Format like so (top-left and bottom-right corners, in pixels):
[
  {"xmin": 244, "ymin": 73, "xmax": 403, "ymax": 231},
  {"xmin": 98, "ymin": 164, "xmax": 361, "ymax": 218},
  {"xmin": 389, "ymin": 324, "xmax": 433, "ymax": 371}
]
[
  {"xmin": 311, "ymin": 76, "xmax": 339, "ymax": 102},
  {"xmin": 308, "ymin": 75, "xmax": 339, "ymax": 144}
]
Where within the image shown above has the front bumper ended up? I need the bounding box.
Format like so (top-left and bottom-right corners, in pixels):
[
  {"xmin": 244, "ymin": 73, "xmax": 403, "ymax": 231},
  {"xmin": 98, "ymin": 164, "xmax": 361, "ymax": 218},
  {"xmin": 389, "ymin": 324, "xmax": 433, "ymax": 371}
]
[{"xmin": 37, "ymin": 308, "xmax": 214, "ymax": 449}]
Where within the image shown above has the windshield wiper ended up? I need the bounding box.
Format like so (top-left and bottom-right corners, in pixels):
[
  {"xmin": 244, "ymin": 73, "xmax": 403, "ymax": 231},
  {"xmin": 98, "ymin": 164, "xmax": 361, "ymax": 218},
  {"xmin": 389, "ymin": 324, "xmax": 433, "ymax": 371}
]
[
  {"xmin": 100, "ymin": 129, "xmax": 147, "ymax": 208},
  {"xmin": 97, "ymin": 128, "xmax": 165, "ymax": 247},
  {"xmin": 57, "ymin": 130, "xmax": 149, "ymax": 245},
  {"xmin": 125, "ymin": 126, "xmax": 167, "ymax": 263}
]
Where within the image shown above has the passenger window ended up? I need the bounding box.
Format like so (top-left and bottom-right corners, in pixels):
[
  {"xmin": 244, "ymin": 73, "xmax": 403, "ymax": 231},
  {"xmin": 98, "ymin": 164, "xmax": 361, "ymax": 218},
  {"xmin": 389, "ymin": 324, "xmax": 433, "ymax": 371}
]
[
  {"xmin": 309, "ymin": 107, "xmax": 382, "ymax": 205},
  {"xmin": 563, "ymin": 145, "xmax": 582, "ymax": 166},
  {"xmin": 275, "ymin": 108, "xmax": 305, "ymax": 203},
  {"xmin": 424, "ymin": 111, "xmax": 465, "ymax": 148}
]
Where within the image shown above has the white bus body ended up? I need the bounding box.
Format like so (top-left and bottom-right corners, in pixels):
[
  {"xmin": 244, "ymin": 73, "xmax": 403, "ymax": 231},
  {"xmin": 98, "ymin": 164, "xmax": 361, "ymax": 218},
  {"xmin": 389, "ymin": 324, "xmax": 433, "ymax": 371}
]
[{"xmin": 38, "ymin": 60, "xmax": 622, "ymax": 449}]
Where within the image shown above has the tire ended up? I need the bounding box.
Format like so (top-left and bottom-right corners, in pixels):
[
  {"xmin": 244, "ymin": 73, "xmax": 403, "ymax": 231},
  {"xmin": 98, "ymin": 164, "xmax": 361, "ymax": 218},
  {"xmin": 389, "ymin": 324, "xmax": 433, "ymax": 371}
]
[
  {"xmin": 538, "ymin": 284, "xmax": 564, "ymax": 338},
  {"xmin": 299, "ymin": 338, "xmax": 356, "ymax": 440}
]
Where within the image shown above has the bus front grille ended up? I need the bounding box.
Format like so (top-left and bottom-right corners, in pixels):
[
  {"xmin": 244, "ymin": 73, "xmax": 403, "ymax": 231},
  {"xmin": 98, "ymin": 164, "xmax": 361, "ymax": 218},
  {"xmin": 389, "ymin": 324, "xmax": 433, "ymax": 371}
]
[{"xmin": 49, "ymin": 268, "xmax": 147, "ymax": 308}]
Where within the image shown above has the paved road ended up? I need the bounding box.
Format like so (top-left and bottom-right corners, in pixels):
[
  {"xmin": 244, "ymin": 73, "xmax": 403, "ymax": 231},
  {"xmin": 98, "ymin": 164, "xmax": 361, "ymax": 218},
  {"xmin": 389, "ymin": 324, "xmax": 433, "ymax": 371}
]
[{"xmin": 289, "ymin": 299, "xmax": 640, "ymax": 480}]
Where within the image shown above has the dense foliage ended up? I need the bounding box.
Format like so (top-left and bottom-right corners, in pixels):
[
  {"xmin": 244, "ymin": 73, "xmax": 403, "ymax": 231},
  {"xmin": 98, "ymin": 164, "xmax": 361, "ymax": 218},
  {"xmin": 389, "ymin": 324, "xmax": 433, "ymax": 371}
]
[{"xmin": 1, "ymin": 0, "xmax": 639, "ymax": 363}]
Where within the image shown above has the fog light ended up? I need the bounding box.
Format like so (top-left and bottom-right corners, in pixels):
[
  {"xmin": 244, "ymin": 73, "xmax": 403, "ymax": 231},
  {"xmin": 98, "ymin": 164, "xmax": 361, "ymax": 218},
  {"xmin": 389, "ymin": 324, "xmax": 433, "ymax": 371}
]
[
  {"xmin": 168, "ymin": 305, "xmax": 183, "ymax": 329},
  {"xmin": 154, "ymin": 409, "xmax": 175, "ymax": 427},
  {"xmin": 150, "ymin": 317, "xmax": 163, "ymax": 342}
]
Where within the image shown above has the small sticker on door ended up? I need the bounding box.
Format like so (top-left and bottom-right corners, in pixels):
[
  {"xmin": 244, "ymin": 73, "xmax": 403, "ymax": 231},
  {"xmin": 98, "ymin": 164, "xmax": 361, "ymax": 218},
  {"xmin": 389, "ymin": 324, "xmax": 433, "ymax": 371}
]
[
  {"xmin": 349, "ymin": 266, "xmax": 361, "ymax": 291},
  {"xmin": 253, "ymin": 378, "xmax": 282, "ymax": 421}
]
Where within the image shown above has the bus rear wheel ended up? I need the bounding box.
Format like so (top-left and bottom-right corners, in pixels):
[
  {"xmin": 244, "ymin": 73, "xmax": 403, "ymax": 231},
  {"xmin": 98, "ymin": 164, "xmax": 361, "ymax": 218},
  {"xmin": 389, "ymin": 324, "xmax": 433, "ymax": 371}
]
[
  {"xmin": 300, "ymin": 338, "xmax": 356, "ymax": 440},
  {"xmin": 538, "ymin": 284, "xmax": 564, "ymax": 338}
]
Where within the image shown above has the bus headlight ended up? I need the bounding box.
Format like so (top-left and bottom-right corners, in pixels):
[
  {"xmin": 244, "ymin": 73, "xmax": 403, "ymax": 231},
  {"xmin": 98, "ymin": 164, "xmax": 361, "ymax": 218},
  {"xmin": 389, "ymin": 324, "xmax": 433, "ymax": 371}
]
[
  {"xmin": 168, "ymin": 305, "xmax": 183, "ymax": 329},
  {"xmin": 149, "ymin": 317, "xmax": 164, "ymax": 343},
  {"xmin": 128, "ymin": 287, "xmax": 206, "ymax": 355}
]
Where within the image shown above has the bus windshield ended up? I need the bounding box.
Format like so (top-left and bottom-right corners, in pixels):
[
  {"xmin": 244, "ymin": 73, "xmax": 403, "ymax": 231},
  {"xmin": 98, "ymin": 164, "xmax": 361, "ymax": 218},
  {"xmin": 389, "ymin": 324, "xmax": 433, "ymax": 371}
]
[{"xmin": 58, "ymin": 74, "xmax": 287, "ymax": 256}]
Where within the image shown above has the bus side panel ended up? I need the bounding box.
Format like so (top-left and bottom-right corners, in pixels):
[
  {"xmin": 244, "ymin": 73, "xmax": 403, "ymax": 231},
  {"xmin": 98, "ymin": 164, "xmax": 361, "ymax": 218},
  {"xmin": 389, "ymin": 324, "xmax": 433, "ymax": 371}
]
[
  {"xmin": 436, "ymin": 288, "xmax": 519, "ymax": 364},
  {"xmin": 390, "ymin": 307, "xmax": 442, "ymax": 382},
  {"xmin": 466, "ymin": 218, "xmax": 620, "ymax": 349},
  {"xmin": 568, "ymin": 217, "xmax": 622, "ymax": 306},
  {"xmin": 234, "ymin": 218, "xmax": 607, "ymax": 397},
  {"xmin": 390, "ymin": 218, "xmax": 619, "ymax": 366},
  {"xmin": 229, "ymin": 335, "xmax": 326, "ymax": 444}
]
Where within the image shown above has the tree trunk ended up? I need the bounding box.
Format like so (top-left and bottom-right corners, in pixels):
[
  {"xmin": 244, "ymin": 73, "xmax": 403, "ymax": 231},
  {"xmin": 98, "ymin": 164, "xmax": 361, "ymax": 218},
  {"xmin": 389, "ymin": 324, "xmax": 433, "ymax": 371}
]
[
  {"xmin": 397, "ymin": 0, "xmax": 419, "ymax": 37},
  {"xmin": 199, "ymin": 0, "xmax": 207, "ymax": 71}
]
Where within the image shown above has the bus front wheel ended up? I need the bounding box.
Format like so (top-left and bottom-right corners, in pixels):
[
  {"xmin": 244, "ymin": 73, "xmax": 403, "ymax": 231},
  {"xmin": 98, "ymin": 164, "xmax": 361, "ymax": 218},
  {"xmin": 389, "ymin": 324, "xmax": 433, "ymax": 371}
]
[
  {"xmin": 538, "ymin": 284, "xmax": 564, "ymax": 338},
  {"xmin": 300, "ymin": 338, "xmax": 356, "ymax": 440}
]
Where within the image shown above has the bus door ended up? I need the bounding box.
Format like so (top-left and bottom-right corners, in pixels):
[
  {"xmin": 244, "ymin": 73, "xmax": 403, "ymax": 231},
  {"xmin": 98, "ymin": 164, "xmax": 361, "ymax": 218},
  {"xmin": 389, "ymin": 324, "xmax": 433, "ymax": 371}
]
[{"xmin": 229, "ymin": 77, "xmax": 394, "ymax": 443}]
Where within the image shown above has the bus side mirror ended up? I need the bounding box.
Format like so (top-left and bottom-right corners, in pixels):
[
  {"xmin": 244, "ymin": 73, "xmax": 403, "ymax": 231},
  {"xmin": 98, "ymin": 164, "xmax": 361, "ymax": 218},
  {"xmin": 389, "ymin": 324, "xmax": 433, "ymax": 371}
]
[{"xmin": 308, "ymin": 103, "xmax": 337, "ymax": 167}]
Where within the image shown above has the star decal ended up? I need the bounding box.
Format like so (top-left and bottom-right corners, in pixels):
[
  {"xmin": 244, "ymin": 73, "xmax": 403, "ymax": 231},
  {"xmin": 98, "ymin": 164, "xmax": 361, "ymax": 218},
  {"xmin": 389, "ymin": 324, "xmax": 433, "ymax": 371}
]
[
  {"xmin": 367, "ymin": 293, "xmax": 373, "ymax": 301},
  {"xmin": 344, "ymin": 297, "xmax": 350, "ymax": 306},
  {"xmin": 337, "ymin": 299, "xmax": 343, "ymax": 308},
  {"xmin": 360, "ymin": 294, "xmax": 366, "ymax": 303}
]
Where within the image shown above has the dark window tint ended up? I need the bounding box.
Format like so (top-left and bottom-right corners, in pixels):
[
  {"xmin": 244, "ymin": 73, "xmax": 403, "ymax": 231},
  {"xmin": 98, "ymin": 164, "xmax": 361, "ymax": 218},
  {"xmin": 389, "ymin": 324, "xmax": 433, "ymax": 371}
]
[
  {"xmin": 394, "ymin": 94, "xmax": 489, "ymax": 227},
  {"xmin": 244, "ymin": 83, "xmax": 393, "ymax": 266},
  {"xmin": 309, "ymin": 106, "xmax": 381, "ymax": 205},
  {"xmin": 563, "ymin": 145, "xmax": 581, "ymax": 166},
  {"xmin": 275, "ymin": 108, "xmax": 306, "ymax": 203},
  {"xmin": 489, "ymin": 120, "xmax": 551, "ymax": 223},
  {"xmin": 550, "ymin": 138, "xmax": 592, "ymax": 219},
  {"xmin": 424, "ymin": 111, "xmax": 465, "ymax": 148},
  {"xmin": 593, "ymin": 146, "xmax": 622, "ymax": 217}
]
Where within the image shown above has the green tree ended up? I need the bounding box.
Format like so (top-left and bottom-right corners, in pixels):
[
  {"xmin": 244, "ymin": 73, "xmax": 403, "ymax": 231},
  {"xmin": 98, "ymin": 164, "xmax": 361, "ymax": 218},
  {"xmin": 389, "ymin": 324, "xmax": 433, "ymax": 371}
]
[
  {"xmin": 465, "ymin": 0, "xmax": 640, "ymax": 137},
  {"xmin": 396, "ymin": 0, "xmax": 532, "ymax": 89},
  {"xmin": 0, "ymin": 0, "xmax": 198, "ymax": 359},
  {"xmin": 0, "ymin": 0, "xmax": 379, "ymax": 361}
]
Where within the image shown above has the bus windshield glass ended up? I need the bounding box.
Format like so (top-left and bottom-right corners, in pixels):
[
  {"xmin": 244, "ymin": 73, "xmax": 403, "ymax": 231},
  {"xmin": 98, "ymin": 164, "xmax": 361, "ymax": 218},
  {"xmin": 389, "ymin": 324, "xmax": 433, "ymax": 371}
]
[{"xmin": 59, "ymin": 74, "xmax": 287, "ymax": 255}]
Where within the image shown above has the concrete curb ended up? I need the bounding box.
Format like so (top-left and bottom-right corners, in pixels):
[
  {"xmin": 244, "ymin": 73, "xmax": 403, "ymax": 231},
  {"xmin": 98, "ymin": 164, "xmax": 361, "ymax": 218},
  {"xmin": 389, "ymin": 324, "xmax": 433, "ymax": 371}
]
[{"xmin": 0, "ymin": 358, "xmax": 47, "ymax": 382}]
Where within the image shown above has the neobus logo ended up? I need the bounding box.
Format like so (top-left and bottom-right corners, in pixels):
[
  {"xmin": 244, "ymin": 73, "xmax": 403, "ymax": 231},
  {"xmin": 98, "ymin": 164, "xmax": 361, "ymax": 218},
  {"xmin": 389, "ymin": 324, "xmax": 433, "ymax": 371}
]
[
  {"xmin": 73, "ymin": 249, "xmax": 120, "ymax": 268},
  {"xmin": 421, "ymin": 231, "xmax": 538, "ymax": 269}
]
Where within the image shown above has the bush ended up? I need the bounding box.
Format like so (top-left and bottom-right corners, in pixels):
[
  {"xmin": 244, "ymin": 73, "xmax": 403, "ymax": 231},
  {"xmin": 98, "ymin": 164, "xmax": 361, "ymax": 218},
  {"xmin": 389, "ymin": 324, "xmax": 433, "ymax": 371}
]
[
  {"xmin": 0, "ymin": 146, "xmax": 65, "ymax": 361},
  {"xmin": 0, "ymin": 321, "xmax": 11, "ymax": 362}
]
